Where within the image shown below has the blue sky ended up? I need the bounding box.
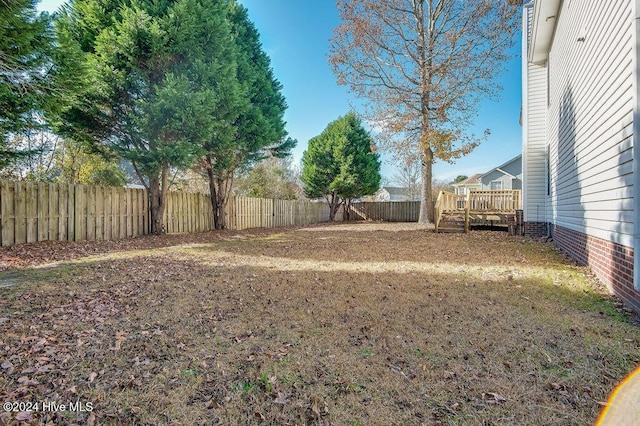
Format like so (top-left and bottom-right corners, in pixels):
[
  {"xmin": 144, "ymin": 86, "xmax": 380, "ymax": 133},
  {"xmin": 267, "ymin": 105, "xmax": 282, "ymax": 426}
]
[{"xmin": 38, "ymin": 0, "xmax": 523, "ymax": 183}]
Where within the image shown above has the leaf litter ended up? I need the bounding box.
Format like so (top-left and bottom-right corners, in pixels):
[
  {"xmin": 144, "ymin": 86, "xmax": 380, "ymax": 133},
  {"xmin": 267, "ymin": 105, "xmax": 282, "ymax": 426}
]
[{"xmin": 0, "ymin": 222, "xmax": 639, "ymax": 425}]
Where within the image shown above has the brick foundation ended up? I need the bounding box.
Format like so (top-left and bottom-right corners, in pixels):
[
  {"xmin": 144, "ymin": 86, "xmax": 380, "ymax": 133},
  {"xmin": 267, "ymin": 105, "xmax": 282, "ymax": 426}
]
[
  {"xmin": 524, "ymin": 221, "xmax": 549, "ymax": 238},
  {"xmin": 552, "ymin": 225, "xmax": 639, "ymax": 315}
]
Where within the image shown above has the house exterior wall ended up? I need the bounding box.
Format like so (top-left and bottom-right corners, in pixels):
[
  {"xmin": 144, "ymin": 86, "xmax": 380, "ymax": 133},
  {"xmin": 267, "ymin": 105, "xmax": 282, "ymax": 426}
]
[
  {"xmin": 480, "ymin": 157, "xmax": 523, "ymax": 191},
  {"xmin": 512, "ymin": 178, "xmax": 522, "ymax": 191},
  {"xmin": 375, "ymin": 189, "xmax": 391, "ymax": 202},
  {"xmin": 453, "ymin": 184, "xmax": 481, "ymax": 196},
  {"xmin": 524, "ymin": 0, "xmax": 639, "ymax": 313},
  {"xmin": 375, "ymin": 188, "xmax": 412, "ymax": 202},
  {"xmin": 481, "ymin": 171, "xmax": 513, "ymax": 190},
  {"xmin": 523, "ymin": 3, "xmax": 549, "ymax": 228},
  {"xmin": 501, "ymin": 156, "xmax": 523, "ymax": 180},
  {"xmin": 546, "ymin": 0, "xmax": 634, "ymax": 247}
]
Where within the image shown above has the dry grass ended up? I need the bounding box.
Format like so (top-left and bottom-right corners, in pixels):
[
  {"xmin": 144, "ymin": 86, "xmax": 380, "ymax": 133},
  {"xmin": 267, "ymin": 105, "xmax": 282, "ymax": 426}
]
[{"xmin": 1, "ymin": 222, "xmax": 639, "ymax": 425}]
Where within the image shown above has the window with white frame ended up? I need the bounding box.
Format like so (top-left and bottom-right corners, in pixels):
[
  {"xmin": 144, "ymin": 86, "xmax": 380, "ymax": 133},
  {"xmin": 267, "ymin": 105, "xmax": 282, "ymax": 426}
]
[{"xmin": 490, "ymin": 180, "xmax": 503, "ymax": 190}]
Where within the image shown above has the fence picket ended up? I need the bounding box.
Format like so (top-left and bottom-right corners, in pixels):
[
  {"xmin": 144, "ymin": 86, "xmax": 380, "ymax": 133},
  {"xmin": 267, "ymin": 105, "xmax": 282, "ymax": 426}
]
[{"xmin": 1, "ymin": 181, "xmax": 14, "ymax": 246}]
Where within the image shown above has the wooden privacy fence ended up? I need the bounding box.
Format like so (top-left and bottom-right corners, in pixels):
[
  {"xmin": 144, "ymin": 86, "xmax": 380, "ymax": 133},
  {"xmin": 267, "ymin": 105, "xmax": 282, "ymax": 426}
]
[
  {"xmin": 0, "ymin": 181, "xmax": 148, "ymax": 246},
  {"xmin": 227, "ymin": 197, "xmax": 330, "ymax": 230},
  {"xmin": 0, "ymin": 181, "xmax": 332, "ymax": 246},
  {"xmin": 349, "ymin": 201, "xmax": 420, "ymax": 222},
  {"xmin": 0, "ymin": 179, "xmax": 430, "ymax": 247},
  {"xmin": 164, "ymin": 191, "xmax": 213, "ymax": 234},
  {"xmin": 164, "ymin": 194, "xmax": 331, "ymax": 233}
]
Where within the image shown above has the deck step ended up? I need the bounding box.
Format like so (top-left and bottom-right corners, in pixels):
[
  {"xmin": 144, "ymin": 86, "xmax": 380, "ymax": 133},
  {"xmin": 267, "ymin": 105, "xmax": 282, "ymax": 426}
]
[
  {"xmin": 437, "ymin": 227, "xmax": 465, "ymax": 233},
  {"xmin": 436, "ymin": 211, "xmax": 466, "ymax": 233}
]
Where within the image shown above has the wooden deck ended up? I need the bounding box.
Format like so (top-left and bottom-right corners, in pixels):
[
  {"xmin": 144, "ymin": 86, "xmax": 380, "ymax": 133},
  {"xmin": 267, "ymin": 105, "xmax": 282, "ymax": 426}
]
[{"xmin": 434, "ymin": 190, "xmax": 522, "ymax": 233}]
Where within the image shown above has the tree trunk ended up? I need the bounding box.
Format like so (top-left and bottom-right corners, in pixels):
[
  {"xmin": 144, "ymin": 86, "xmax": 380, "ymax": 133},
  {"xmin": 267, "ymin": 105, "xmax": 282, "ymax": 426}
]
[
  {"xmin": 207, "ymin": 167, "xmax": 220, "ymax": 229},
  {"xmin": 206, "ymin": 162, "xmax": 233, "ymax": 230},
  {"xmin": 418, "ymin": 148, "xmax": 434, "ymax": 224},
  {"xmin": 149, "ymin": 165, "xmax": 168, "ymax": 234},
  {"xmin": 417, "ymin": 0, "xmax": 433, "ymax": 225},
  {"xmin": 216, "ymin": 176, "xmax": 230, "ymax": 230},
  {"xmin": 343, "ymin": 197, "xmax": 351, "ymax": 221},
  {"xmin": 207, "ymin": 168, "xmax": 228, "ymax": 230},
  {"xmin": 327, "ymin": 192, "xmax": 341, "ymax": 221}
]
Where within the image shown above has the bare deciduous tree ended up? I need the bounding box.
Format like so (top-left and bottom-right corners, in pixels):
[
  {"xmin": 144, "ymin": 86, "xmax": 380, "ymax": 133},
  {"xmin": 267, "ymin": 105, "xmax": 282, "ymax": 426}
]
[
  {"xmin": 432, "ymin": 178, "xmax": 453, "ymax": 196},
  {"xmin": 392, "ymin": 151, "xmax": 421, "ymax": 201},
  {"xmin": 330, "ymin": 0, "xmax": 520, "ymax": 223}
]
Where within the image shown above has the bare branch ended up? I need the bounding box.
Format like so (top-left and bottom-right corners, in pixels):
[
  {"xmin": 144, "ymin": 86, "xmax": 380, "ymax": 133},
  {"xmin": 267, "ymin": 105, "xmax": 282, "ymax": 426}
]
[{"xmin": 330, "ymin": 0, "xmax": 520, "ymax": 223}]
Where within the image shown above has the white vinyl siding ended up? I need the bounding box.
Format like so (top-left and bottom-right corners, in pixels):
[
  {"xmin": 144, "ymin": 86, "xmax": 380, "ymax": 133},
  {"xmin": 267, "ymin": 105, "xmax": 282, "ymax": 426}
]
[
  {"xmin": 544, "ymin": 0, "xmax": 634, "ymax": 247},
  {"xmin": 523, "ymin": 4, "xmax": 549, "ymax": 223}
]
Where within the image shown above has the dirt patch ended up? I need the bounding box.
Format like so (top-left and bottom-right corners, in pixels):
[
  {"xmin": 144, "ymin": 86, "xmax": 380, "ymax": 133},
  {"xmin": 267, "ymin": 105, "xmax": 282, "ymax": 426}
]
[{"xmin": 1, "ymin": 222, "xmax": 639, "ymax": 425}]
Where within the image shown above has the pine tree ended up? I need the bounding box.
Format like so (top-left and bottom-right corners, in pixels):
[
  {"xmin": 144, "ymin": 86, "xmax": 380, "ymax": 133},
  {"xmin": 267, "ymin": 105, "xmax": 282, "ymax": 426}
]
[
  {"xmin": 302, "ymin": 112, "xmax": 381, "ymax": 221},
  {"xmin": 201, "ymin": 0, "xmax": 294, "ymax": 229},
  {"xmin": 54, "ymin": 0, "xmax": 238, "ymax": 233},
  {"xmin": 0, "ymin": 0, "xmax": 54, "ymax": 167}
]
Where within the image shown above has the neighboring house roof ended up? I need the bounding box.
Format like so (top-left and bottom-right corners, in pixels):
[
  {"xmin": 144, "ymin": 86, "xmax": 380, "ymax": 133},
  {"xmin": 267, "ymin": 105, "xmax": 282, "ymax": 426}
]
[
  {"xmin": 381, "ymin": 186, "xmax": 410, "ymax": 197},
  {"xmin": 451, "ymin": 174, "xmax": 482, "ymax": 187},
  {"xmin": 480, "ymin": 155, "xmax": 522, "ymax": 180}
]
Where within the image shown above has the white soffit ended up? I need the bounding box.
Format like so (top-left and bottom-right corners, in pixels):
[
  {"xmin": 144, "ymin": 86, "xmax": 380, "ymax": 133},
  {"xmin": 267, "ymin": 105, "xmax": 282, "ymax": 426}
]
[{"xmin": 529, "ymin": 0, "xmax": 562, "ymax": 64}]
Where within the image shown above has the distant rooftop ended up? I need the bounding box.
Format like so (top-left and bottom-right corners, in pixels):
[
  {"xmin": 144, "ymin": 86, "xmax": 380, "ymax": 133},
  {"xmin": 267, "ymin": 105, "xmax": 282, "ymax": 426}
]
[
  {"xmin": 381, "ymin": 186, "xmax": 410, "ymax": 196},
  {"xmin": 451, "ymin": 173, "xmax": 482, "ymax": 186}
]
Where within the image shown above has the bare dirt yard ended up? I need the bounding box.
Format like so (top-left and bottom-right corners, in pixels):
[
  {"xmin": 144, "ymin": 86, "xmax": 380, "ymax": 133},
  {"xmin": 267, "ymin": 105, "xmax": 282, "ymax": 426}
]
[{"xmin": 1, "ymin": 222, "xmax": 639, "ymax": 425}]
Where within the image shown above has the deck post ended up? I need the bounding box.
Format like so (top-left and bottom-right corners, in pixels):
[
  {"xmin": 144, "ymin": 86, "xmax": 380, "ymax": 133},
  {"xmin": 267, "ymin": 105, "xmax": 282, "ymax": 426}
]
[{"xmin": 464, "ymin": 191, "xmax": 471, "ymax": 233}]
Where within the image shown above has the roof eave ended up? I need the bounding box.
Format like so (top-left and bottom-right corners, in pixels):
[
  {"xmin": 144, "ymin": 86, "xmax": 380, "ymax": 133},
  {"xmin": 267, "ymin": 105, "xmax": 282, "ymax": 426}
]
[
  {"xmin": 528, "ymin": 0, "xmax": 562, "ymax": 64},
  {"xmin": 480, "ymin": 155, "xmax": 522, "ymax": 179},
  {"xmin": 495, "ymin": 168, "xmax": 516, "ymax": 178}
]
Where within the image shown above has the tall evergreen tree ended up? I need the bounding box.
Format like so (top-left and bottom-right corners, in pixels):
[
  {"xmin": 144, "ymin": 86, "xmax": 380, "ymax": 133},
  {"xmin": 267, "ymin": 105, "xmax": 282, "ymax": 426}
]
[
  {"xmin": 0, "ymin": 0, "xmax": 54, "ymax": 167},
  {"xmin": 55, "ymin": 0, "xmax": 238, "ymax": 233},
  {"xmin": 201, "ymin": 0, "xmax": 294, "ymax": 229},
  {"xmin": 302, "ymin": 112, "xmax": 381, "ymax": 221}
]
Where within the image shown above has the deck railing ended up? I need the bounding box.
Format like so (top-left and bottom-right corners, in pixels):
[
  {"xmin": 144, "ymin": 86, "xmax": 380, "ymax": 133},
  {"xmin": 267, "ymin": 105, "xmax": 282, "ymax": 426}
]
[
  {"xmin": 467, "ymin": 190, "xmax": 522, "ymax": 212},
  {"xmin": 434, "ymin": 190, "xmax": 462, "ymax": 231},
  {"xmin": 435, "ymin": 189, "xmax": 522, "ymax": 233}
]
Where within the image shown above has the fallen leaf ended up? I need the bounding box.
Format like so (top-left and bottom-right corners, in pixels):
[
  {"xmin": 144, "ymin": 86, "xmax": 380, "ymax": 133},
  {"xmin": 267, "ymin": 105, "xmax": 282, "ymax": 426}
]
[
  {"xmin": 114, "ymin": 331, "xmax": 126, "ymax": 351},
  {"xmin": 482, "ymin": 392, "xmax": 507, "ymax": 404},
  {"xmin": 37, "ymin": 364, "xmax": 54, "ymax": 373},
  {"xmin": 88, "ymin": 372, "xmax": 98, "ymax": 383},
  {"xmin": 16, "ymin": 376, "xmax": 37, "ymax": 386},
  {"xmin": 274, "ymin": 391, "xmax": 289, "ymax": 405},
  {"xmin": 205, "ymin": 399, "xmax": 219, "ymax": 409},
  {"xmin": 443, "ymin": 371, "xmax": 456, "ymax": 380},
  {"xmin": 311, "ymin": 396, "xmax": 320, "ymax": 418},
  {"xmin": 1, "ymin": 361, "xmax": 14, "ymax": 374},
  {"xmin": 15, "ymin": 412, "xmax": 32, "ymax": 421}
]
